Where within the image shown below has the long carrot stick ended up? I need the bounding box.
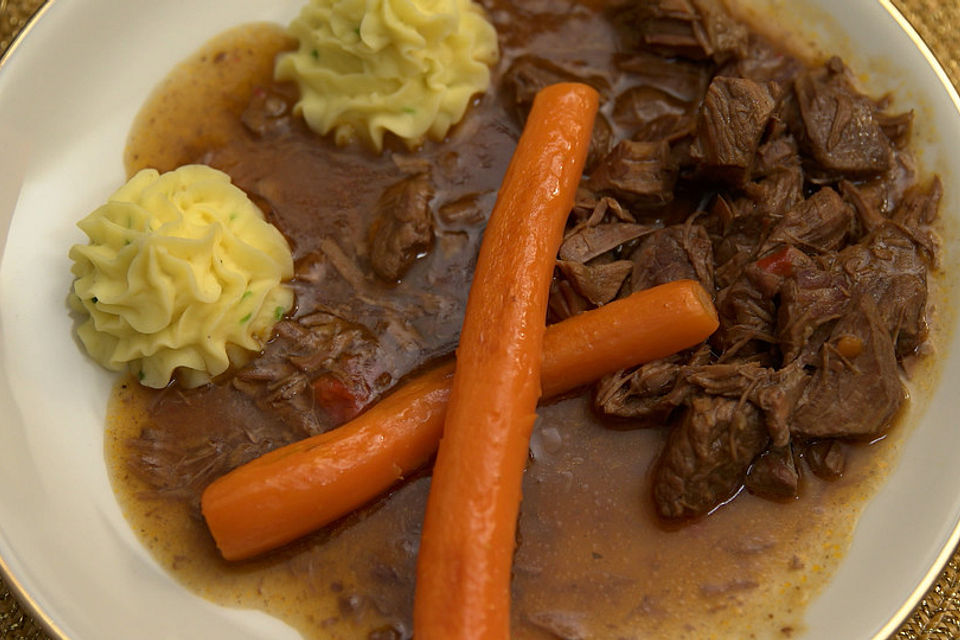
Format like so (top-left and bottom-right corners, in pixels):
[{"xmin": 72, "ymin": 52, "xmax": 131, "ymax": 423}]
[
  {"xmin": 201, "ymin": 279, "xmax": 717, "ymax": 562},
  {"xmin": 413, "ymin": 83, "xmax": 599, "ymax": 640}
]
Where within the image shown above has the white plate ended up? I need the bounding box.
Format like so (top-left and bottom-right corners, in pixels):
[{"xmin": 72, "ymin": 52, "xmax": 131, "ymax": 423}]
[{"xmin": 0, "ymin": 1, "xmax": 958, "ymax": 638}]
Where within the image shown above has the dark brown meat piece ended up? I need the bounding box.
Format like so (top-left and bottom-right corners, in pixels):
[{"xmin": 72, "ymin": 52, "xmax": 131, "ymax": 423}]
[
  {"xmin": 612, "ymin": 86, "xmax": 697, "ymax": 142},
  {"xmin": 369, "ymin": 173, "xmax": 435, "ymax": 282},
  {"xmin": 691, "ymin": 76, "xmax": 778, "ymax": 185},
  {"xmin": 712, "ymin": 275, "xmax": 777, "ymax": 359},
  {"xmin": 547, "ymin": 277, "xmax": 591, "ymax": 323},
  {"xmin": 709, "ymin": 166, "xmax": 804, "ymax": 285},
  {"xmin": 804, "ymin": 440, "xmax": 847, "ymax": 480},
  {"xmin": 653, "ymin": 395, "xmax": 769, "ymax": 519},
  {"xmin": 593, "ymin": 345, "xmax": 712, "ymax": 424},
  {"xmin": 838, "ymin": 225, "xmax": 929, "ymax": 356},
  {"xmin": 840, "ymin": 179, "xmax": 886, "ymax": 237},
  {"xmin": 794, "ymin": 57, "xmax": 893, "ymax": 177},
  {"xmin": 875, "ymin": 108, "xmax": 914, "ymax": 150},
  {"xmin": 739, "ymin": 164, "xmax": 805, "ymax": 220},
  {"xmin": 777, "ymin": 264, "xmax": 852, "ymax": 364},
  {"xmin": 588, "ymin": 140, "xmax": 678, "ymax": 206},
  {"xmin": 559, "ymin": 221, "xmax": 656, "ymax": 263},
  {"xmin": 629, "ymin": 224, "xmax": 715, "ymax": 293},
  {"xmin": 556, "ymin": 259, "xmax": 633, "ymax": 306},
  {"xmin": 233, "ymin": 314, "xmax": 387, "ymax": 435},
  {"xmin": 891, "ymin": 176, "xmax": 941, "ymax": 263},
  {"xmin": 721, "ymin": 34, "xmax": 805, "ymax": 89},
  {"xmin": 791, "ymin": 294, "xmax": 906, "ymax": 439},
  {"xmin": 616, "ymin": 51, "xmax": 712, "ymax": 103},
  {"xmin": 682, "ymin": 361, "xmax": 808, "ymax": 447},
  {"xmin": 745, "ymin": 446, "xmax": 799, "ymax": 499},
  {"xmin": 763, "ymin": 187, "xmax": 855, "ymax": 254},
  {"xmin": 593, "ymin": 357, "xmax": 685, "ymax": 424},
  {"xmin": 753, "ymin": 134, "xmax": 801, "ymax": 177},
  {"xmin": 617, "ymin": 0, "xmax": 748, "ymax": 64},
  {"xmin": 744, "ymin": 245, "xmax": 815, "ymax": 298}
]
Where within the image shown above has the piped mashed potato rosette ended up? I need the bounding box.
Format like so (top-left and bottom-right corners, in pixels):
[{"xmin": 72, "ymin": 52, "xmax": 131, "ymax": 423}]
[
  {"xmin": 275, "ymin": 0, "xmax": 499, "ymax": 150},
  {"xmin": 68, "ymin": 165, "xmax": 294, "ymax": 388}
]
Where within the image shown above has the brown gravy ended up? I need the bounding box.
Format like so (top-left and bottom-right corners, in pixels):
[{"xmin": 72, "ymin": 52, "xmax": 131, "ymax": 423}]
[{"xmin": 105, "ymin": 5, "xmax": 938, "ymax": 639}]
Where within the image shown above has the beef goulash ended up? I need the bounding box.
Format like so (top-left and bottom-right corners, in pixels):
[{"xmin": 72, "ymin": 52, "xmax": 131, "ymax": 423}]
[{"xmin": 73, "ymin": 0, "xmax": 944, "ymax": 637}]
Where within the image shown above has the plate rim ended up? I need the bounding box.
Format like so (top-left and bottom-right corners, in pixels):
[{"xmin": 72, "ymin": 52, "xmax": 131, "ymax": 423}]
[
  {"xmin": 0, "ymin": 0, "xmax": 958, "ymax": 639},
  {"xmin": 0, "ymin": 4, "xmax": 74, "ymax": 638}
]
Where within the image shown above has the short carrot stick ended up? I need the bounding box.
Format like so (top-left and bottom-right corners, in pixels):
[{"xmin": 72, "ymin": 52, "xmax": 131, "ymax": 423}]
[
  {"xmin": 203, "ymin": 362, "xmax": 454, "ymax": 561},
  {"xmin": 413, "ymin": 83, "xmax": 599, "ymax": 640},
  {"xmin": 540, "ymin": 279, "xmax": 717, "ymax": 398},
  {"xmin": 200, "ymin": 279, "xmax": 717, "ymax": 561}
]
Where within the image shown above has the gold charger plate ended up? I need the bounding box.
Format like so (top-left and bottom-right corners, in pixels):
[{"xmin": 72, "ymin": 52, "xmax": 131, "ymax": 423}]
[{"xmin": 0, "ymin": 0, "xmax": 957, "ymax": 638}]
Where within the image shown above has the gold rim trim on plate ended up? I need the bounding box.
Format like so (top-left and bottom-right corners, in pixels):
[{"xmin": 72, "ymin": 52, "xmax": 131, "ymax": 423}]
[
  {"xmin": 0, "ymin": 4, "xmax": 65, "ymax": 638},
  {"xmin": 1, "ymin": 0, "xmax": 959, "ymax": 638}
]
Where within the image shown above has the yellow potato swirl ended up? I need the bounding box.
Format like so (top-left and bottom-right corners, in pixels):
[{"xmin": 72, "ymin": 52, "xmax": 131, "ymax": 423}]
[
  {"xmin": 68, "ymin": 165, "xmax": 294, "ymax": 388},
  {"xmin": 275, "ymin": 0, "xmax": 499, "ymax": 150}
]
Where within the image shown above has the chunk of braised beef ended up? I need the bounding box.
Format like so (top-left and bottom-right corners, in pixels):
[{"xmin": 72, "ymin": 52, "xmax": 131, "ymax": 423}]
[
  {"xmin": 629, "ymin": 223, "xmax": 715, "ymax": 293},
  {"xmin": 588, "ymin": 140, "xmax": 678, "ymax": 206},
  {"xmin": 708, "ymin": 167, "xmax": 805, "ymax": 282},
  {"xmin": 653, "ymin": 395, "xmax": 768, "ymax": 519},
  {"xmin": 593, "ymin": 356, "xmax": 687, "ymax": 424},
  {"xmin": 745, "ymin": 446, "xmax": 799, "ymax": 499},
  {"xmin": 793, "ymin": 57, "xmax": 893, "ymax": 177},
  {"xmin": 711, "ymin": 275, "xmax": 776, "ymax": 359},
  {"xmin": 852, "ymin": 152, "xmax": 917, "ymax": 219},
  {"xmin": 128, "ymin": 379, "xmax": 303, "ymax": 505},
  {"xmin": 753, "ymin": 134, "xmax": 801, "ymax": 177},
  {"xmin": 691, "ymin": 0, "xmax": 750, "ymax": 62},
  {"xmin": 612, "ymin": 87, "xmax": 697, "ymax": 142},
  {"xmin": 568, "ymin": 190, "xmax": 634, "ymax": 228},
  {"xmin": 231, "ymin": 311, "xmax": 399, "ymax": 436},
  {"xmin": 559, "ymin": 221, "xmax": 656, "ymax": 263},
  {"xmin": 615, "ymin": 51, "xmax": 712, "ymax": 103},
  {"xmin": 790, "ymin": 294, "xmax": 905, "ymax": 439},
  {"xmin": 369, "ymin": 173, "xmax": 435, "ymax": 282},
  {"xmin": 763, "ymin": 186, "xmax": 855, "ymax": 254},
  {"xmin": 690, "ymin": 76, "xmax": 778, "ymax": 185},
  {"xmin": 703, "ymin": 196, "xmax": 761, "ymax": 287},
  {"xmin": 776, "ymin": 263, "xmax": 851, "ymax": 365},
  {"xmin": 682, "ymin": 361, "xmax": 807, "ymax": 447},
  {"xmin": 589, "ymin": 114, "xmax": 616, "ymax": 172},
  {"xmin": 891, "ymin": 176, "xmax": 941, "ymax": 263},
  {"xmin": 804, "ymin": 440, "xmax": 847, "ymax": 480},
  {"xmin": 739, "ymin": 164, "xmax": 805, "ymax": 219},
  {"xmin": 548, "ymin": 277, "xmax": 591, "ymax": 323},
  {"xmin": 838, "ymin": 225, "xmax": 928, "ymax": 355},
  {"xmin": 593, "ymin": 344, "xmax": 713, "ymax": 424},
  {"xmin": 616, "ymin": 0, "xmax": 747, "ymax": 64},
  {"xmin": 839, "ymin": 179, "xmax": 886, "ymax": 237},
  {"xmin": 745, "ymin": 245, "xmax": 815, "ymax": 298},
  {"xmin": 556, "ymin": 259, "xmax": 633, "ymax": 306},
  {"xmin": 875, "ymin": 108, "xmax": 914, "ymax": 150},
  {"xmin": 720, "ymin": 34, "xmax": 805, "ymax": 88}
]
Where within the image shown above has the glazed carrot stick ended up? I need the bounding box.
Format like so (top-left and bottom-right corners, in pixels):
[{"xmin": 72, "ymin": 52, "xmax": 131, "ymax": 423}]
[
  {"xmin": 539, "ymin": 279, "xmax": 717, "ymax": 398},
  {"xmin": 413, "ymin": 83, "xmax": 599, "ymax": 640},
  {"xmin": 201, "ymin": 279, "xmax": 717, "ymax": 562}
]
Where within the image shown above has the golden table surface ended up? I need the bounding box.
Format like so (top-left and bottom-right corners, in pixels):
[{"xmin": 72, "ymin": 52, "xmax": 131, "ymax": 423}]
[{"xmin": 1, "ymin": 0, "xmax": 959, "ymax": 638}]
